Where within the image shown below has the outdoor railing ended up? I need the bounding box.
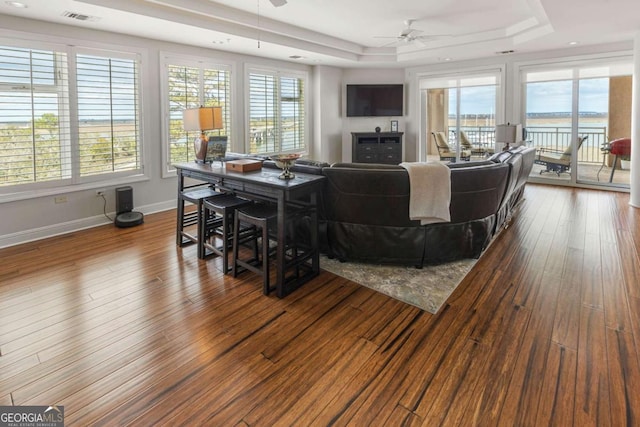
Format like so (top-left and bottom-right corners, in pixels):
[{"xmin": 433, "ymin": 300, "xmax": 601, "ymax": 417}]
[
  {"xmin": 453, "ymin": 125, "xmax": 608, "ymax": 164},
  {"xmin": 524, "ymin": 126, "xmax": 607, "ymax": 163}
]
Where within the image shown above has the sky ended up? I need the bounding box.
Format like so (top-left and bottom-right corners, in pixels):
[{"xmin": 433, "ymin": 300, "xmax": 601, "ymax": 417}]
[{"xmin": 447, "ymin": 78, "xmax": 609, "ymax": 115}]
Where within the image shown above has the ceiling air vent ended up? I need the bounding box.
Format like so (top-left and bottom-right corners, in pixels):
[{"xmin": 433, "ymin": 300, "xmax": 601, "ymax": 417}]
[{"xmin": 62, "ymin": 11, "xmax": 100, "ymax": 22}]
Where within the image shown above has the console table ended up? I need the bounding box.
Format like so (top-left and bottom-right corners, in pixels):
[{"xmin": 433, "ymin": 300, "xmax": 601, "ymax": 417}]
[
  {"xmin": 173, "ymin": 162, "xmax": 325, "ymax": 298},
  {"xmin": 352, "ymin": 132, "xmax": 403, "ymax": 164}
]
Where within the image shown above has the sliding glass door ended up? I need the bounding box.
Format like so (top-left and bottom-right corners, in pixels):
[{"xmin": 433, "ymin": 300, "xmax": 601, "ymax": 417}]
[
  {"xmin": 420, "ymin": 69, "xmax": 502, "ymax": 162},
  {"xmin": 522, "ymin": 58, "xmax": 632, "ymax": 187}
]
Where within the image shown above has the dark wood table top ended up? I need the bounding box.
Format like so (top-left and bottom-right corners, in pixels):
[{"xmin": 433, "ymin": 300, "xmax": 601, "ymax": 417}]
[{"xmin": 173, "ymin": 162, "xmax": 325, "ymax": 191}]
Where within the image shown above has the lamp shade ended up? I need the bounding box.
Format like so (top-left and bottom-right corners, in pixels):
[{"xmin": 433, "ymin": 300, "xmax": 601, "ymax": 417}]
[
  {"xmin": 183, "ymin": 106, "xmax": 223, "ymax": 131},
  {"xmin": 495, "ymin": 124, "xmax": 519, "ymax": 143}
]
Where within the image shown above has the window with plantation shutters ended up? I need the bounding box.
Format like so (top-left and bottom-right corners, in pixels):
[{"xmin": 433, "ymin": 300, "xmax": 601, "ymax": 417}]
[
  {"xmin": 163, "ymin": 58, "xmax": 231, "ymax": 167},
  {"xmin": 76, "ymin": 53, "xmax": 141, "ymax": 177},
  {"xmin": 0, "ymin": 46, "xmax": 71, "ymax": 187},
  {"xmin": 248, "ymin": 69, "xmax": 306, "ymax": 155},
  {"xmin": 0, "ymin": 40, "xmax": 143, "ymax": 195}
]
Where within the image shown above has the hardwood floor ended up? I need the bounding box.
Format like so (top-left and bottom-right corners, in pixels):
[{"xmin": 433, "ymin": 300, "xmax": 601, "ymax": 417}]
[{"xmin": 1, "ymin": 184, "xmax": 639, "ymax": 426}]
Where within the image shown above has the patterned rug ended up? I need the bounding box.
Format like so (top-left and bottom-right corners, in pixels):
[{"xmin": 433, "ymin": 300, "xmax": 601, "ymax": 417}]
[{"xmin": 320, "ymin": 256, "xmax": 477, "ymax": 314}]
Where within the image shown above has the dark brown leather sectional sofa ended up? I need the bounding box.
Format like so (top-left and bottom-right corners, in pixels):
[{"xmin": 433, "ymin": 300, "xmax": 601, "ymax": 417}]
[{"xmin": 236, "ymin": 146, "xmax": 536, "ymax": 267}]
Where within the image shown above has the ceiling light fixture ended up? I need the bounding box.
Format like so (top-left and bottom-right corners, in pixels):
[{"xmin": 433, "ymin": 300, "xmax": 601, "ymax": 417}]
[
  {"xmin": 568, "ymin": 41, "xmax": 579, "ymax": 45},
  {"xmin": 6, "ymin": 1, "xmax": 28, "ymax": 8}
]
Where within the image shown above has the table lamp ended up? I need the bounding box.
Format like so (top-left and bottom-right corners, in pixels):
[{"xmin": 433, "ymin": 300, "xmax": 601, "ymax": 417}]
[
  {"xmin": 495, "ymin": 123, "xmax": 521, "ymax": 151},
  {"xmin": 183, "ymin": 106, "xmax": 223, "ymax": 163}
]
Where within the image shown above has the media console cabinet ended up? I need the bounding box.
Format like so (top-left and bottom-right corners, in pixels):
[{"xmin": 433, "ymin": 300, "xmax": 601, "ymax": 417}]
[{"xmin": 351, "ymin": 132, "xmax": 403, "ymax": 164}]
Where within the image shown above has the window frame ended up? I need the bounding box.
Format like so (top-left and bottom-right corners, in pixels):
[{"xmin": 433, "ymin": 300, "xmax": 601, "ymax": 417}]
[
  {"xmin": 245, "ymin": 65, "xmax": 308, "ymax": 156},
  {"xmin": 73, "ymin": 47, "xmax": 144, "ymax": 184},
  {"xmin": 0, "ymin": 35, "xmax": 146, "ymax": 202},
  {"xmin": 160, "ymin": 52, "xmax": 234, "ymax": 177}
]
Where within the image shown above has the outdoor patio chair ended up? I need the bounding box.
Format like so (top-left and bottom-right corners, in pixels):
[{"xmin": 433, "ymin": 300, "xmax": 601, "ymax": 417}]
[
  {"xmin": 534, "ymin": 135, "xmax": 588, "ymax": 175},
  {"xmin": 460, "ymin": 130, "xmax": 494, "ymax": 157},
  {"xmin": 432, "ymin": 131, "xmax": 471, "ymax": 162}
]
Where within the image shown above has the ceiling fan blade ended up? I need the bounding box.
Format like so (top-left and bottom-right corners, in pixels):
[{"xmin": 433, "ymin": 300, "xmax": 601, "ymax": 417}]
[
  {"xmin": 415, "ymin": 34, "xmax": 452, "ymax": 40},
  {"xmin": 379, "ymin": 39, "xmax": 402, "ymax": 47},
  {"xmin": 401, "ymin": 28, "xmax": 422, "ymax": 37},
  {"xmin": 269, "ymin": 0, "xmax": 287, "ymax": 6}
]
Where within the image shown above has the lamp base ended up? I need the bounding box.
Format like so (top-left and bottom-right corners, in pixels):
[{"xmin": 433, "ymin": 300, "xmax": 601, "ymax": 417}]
[{"xmin": 194, "ymin": 135, "xmax": 208, "ymax": 162}]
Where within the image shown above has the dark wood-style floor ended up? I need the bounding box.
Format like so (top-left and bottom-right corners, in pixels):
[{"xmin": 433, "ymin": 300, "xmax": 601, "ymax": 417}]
[{"xmin": 1, "ymin": 184, "xmax": 639, "ymax": 426}]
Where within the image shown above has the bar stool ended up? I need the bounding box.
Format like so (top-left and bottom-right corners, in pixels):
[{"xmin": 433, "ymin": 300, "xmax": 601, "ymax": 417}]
[
  {"xmin": 176, "ymin": 185, "xmax": 220, "ymax": 259},
  {"xmin": 202, "ymin": 193, "xmax": 253, "ymax": 273},
  {"xmin": 231, "ymin": 203, "xmax": 279, "ymax": 295}
]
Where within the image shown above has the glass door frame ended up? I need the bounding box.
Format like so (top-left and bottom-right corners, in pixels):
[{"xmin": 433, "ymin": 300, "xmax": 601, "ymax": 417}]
[{"xmin": 416, "ymin": 65, "xmax": 506, "ymax": 163}]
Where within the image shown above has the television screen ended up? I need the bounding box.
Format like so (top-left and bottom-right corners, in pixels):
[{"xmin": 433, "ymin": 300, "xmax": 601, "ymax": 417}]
[{"xmin": 346, "ymin": 84, "xmax": 404, "ymax": 117}]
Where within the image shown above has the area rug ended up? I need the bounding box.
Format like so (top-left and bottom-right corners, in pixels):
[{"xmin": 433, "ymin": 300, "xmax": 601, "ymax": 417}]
[{"xmin": 320, "ymin": 256, "xmax": 477, "ymax": 314}]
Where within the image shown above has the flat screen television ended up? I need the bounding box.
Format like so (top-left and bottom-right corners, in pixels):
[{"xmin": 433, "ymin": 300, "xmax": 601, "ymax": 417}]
[{"xmin": 346, "ymin": 84, "xmax": 404, "ymax": 117}]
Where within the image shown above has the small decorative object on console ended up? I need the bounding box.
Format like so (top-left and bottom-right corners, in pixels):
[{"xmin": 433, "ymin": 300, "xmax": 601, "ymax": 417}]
[
  {"xmin": 205, "ymin": 136, "xmax": 227, "ymax": 165},
  {"xmin": 375, "ymin": 126, "xmax": 381, "ymax": 133},
  {"xmin": 271, "ymin": 153, "xmax": 302, "ymax": 179},
  {"xmin": 226, "ymin": 158, "xmax": 263, "ymax": 172}
]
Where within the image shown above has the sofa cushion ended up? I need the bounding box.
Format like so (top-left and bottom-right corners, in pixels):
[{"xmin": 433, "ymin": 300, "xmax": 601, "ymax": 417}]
[
  {"xmin": 449, "ymin": 163, "xmax": 510, "ymax": 223},
  {"xmin": 322, "ymin": 165, "xmax": 417, "ymax": 227}
]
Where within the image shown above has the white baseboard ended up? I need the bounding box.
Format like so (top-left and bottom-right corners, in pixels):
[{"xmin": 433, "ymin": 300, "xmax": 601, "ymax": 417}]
[{"xmin": 0, "ymin": 200, "xmax": 176, "ymax": 249}]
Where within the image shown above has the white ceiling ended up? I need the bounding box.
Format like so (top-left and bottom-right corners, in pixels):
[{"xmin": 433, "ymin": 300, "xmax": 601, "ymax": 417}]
[{"xmin": 2, "ymin": 0, "xmax": 640, "ymax": 67}]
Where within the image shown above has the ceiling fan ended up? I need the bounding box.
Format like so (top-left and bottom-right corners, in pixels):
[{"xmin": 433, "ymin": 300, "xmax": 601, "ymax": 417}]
[
  {"xmin": 268, "ymin": 0, "xmax": 287, "ymax": 7},
  {"xmin": 375, "ymin": 20, "xmax": 449, "ymax": 45}
]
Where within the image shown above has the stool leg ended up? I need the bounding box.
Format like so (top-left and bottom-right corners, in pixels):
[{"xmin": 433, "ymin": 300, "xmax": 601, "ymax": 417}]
[
  {"xmin": 232, "ymin": 211, "xmax": 240, "ymax": 278},
  {"xmin": 221, "ymin": 209, "xmax": 231, "ymax": 274},
  {"xmin": 196, "ymin": 200, "xmax": 206, "ymax": 259},
  {"xmin": 176, "ymin": 197, "xmax": 185, "ymax": 246},
  {"xmin": 261, "ymin": 223, "xmax": 270, "ymax": 295},
  {"xmin": 253, "ymin": 224, "xmax": 259, "ymax": 261}
]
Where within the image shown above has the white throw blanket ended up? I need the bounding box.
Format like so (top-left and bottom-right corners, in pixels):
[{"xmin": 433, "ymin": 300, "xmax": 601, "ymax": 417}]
[{"xmin": 400, "ymin": 161, "xmax": 451, "ymax": 225}]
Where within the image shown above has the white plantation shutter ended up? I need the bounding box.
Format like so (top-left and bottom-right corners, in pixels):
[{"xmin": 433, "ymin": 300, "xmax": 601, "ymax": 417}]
[
  {"xmin": 249, "ymin": 72, "xmax": 278, "ymax": 153},
  {"xmin": 0, "ymin": 40, "xmax": 143, "ymax": 194},
  {"xmin": 0, "ymin": 45, "xmax": 71, "ymax": 187},
  {"xmin": 168, "ymin": 64, "xmax": 200, "ymax": 163},
  {"xmin": 248, "ymin": 68, "xmax": 306, "ymax": 155},
  {"xmin": 76, "ymin": 53, "xmax": 141, "ymax": 177},
  {"xmin": 165, "ymin": 60, "xmax": 231, "ymax": 165},
  {"xmin": 280, "ymin": 76, "xmax": 304, "ymax": 152}
]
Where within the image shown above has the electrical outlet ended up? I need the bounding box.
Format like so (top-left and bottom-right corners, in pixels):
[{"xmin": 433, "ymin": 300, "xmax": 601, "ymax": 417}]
[
  {"xmin": 54, "ymin": 196, "xmax": 67, "ymax": 204},
  {"xmin": 96, "ymin": 189, "xmax": 105, "ymax": 197}
]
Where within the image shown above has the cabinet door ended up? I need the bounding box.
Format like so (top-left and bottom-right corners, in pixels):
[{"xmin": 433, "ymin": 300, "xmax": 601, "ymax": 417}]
[
  {"xmin": 380, "ymin": 152, "xmax": 400, "ymax": 163},
  {"xmin": 357, "ymin": 143, "xmax": 377, "ymax": 153},
  {"xmin": 357, "ymin": 151, "xmax": 379, "ymax": 162}
]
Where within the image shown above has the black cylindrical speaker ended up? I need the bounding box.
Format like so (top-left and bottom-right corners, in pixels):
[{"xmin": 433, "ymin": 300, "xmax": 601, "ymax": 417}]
[{"xmin": 115, "ymin": 186, "xmax": 133, "ymax": 214}]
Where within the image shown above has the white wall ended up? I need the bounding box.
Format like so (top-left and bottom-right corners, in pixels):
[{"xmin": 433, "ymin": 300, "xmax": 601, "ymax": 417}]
[{"xmin": 312, "ymin": 65, "xmax": 343, "ymax": 164}]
